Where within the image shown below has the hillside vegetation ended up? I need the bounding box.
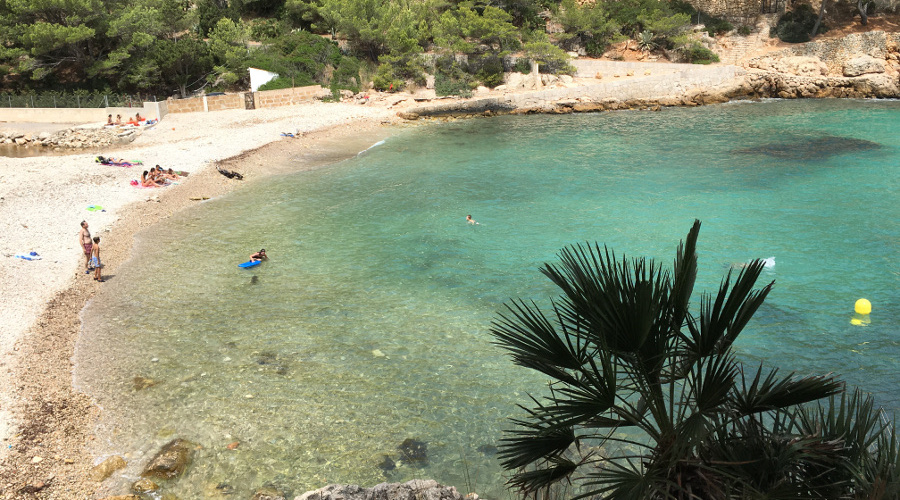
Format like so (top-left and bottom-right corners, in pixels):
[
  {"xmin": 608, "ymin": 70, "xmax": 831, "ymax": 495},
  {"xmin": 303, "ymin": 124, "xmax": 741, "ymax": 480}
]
[
  {"xmin": 0, "ymin": 0, "xmax": 894, "ymax": 97},
  {"xmin": 0, "ymin": 0, "xmax": 733, "ymax": 97}
]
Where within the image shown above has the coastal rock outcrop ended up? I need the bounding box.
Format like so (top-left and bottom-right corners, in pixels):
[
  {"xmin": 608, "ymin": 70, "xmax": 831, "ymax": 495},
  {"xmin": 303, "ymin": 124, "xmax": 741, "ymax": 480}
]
[
  {"xmin": 843, "ymin": 55, "xmax": 886, "ymax": 76},
  {"xmin": 295, "ymin": 479, "xmax": 466, "ymax": 500},
  {"xmin": 0, "ymin": 126, "xmax": 137, "ymax": 150}
]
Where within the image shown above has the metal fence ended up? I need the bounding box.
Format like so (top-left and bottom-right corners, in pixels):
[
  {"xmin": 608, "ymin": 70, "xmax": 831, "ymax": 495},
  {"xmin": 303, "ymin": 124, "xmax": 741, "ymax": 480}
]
[{"xmin": 0, "ymin": 93, "xmax": 156, "ymax": 108}]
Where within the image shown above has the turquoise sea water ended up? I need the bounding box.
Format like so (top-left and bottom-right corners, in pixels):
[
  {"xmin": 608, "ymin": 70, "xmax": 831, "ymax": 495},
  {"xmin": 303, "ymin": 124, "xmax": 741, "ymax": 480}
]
[{"xmin": 77, "ymin": 99, "xmax": 899, "ymax": 499}]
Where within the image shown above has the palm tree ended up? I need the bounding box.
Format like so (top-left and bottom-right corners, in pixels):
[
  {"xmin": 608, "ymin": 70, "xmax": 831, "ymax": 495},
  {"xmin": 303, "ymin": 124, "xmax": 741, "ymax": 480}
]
[{"xmin": 490, "ymin": 220, "xmax": 851, "ymax": 499}]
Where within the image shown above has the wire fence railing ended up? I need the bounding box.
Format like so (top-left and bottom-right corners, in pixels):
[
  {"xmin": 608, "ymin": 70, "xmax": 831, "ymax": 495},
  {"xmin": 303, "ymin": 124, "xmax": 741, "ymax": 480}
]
[{"xmin": 0, "ymin": 93, "xmax": 157, "ymax": 108}]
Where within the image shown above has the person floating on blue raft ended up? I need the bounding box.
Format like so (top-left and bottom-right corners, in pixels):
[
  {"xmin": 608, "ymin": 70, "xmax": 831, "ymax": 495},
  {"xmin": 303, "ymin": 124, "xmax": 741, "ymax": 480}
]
[
  {"xmin": 250, "ymin": 249, "xmax": 268, "ymax": 262},
  {"xmin": 238, "ymin": 249, "xmax": 268, "ymax": 268}
]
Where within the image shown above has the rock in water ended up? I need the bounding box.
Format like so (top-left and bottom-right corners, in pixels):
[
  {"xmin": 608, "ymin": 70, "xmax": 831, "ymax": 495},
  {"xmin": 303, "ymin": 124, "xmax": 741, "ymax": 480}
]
[
  {"xmin": 398, "ymin": 438, "xmax": 428, "ymax": 467},
  {"xmin": 141, "ymin": 438, "xmax": 196, "ymax": 479},
  {"xmin": 733, "ymin": 135, "xmax": 880, "ymax": 160},
  {"xmin": 90, "ymin": 455, "xmax": 126, "ymax": 482},
  {"xmin": 131, "ymin": 478, "xmax": 159, "ymax": 493},
  {"xmin": 377, "ymin": 455, "xmax": 396, "ymax": 471},
  {"xmin": 251, "ymin": 486, "xmax": 286, "ymax": 500},
  {"xmin": 476, "ymin": 444, "xmax": 498, "ymax": 456}
]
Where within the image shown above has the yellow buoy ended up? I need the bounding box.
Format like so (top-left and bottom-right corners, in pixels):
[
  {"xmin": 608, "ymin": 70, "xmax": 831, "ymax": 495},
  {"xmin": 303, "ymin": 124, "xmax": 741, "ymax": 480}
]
[{"xmin": 855, "ymin": 298, "xmax": 872, "ymax": 315}]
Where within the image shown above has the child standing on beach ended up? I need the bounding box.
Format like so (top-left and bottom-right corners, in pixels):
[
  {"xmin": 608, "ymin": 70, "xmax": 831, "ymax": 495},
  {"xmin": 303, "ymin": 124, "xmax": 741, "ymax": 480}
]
[{"xmin": 91, "ymin": 236, "xmax": 104, "ymax": 282}]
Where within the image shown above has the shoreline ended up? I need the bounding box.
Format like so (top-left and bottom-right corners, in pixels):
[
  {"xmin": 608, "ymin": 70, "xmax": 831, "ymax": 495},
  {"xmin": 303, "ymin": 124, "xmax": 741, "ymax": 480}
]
[{"xmin": 0, "ymin": 107, "xmax": 398, "ymax": 497}]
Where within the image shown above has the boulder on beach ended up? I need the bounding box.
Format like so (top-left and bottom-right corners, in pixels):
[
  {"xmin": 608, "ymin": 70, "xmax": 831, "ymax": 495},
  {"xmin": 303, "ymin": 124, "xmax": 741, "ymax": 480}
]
[{"xmin": 140, "ymin": 438, "xmax": 197, "ymax": 480}]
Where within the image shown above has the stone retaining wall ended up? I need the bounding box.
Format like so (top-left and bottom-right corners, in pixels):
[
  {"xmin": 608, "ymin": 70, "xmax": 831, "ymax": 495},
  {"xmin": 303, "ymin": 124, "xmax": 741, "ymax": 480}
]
[
  {"xmin": 408, "ymin": 64, "xmax": 746, "ymax": 116},
  {"xmin": 255, "ymin": 86, "xmax": 325, "ymax": 108},
  {"xmin": 165, "ymin": 85, "xmax": 324, "ymax": 113},
  {"xmin": 746, "ymin": 31, "xmax": 900, "ymax": 75}
]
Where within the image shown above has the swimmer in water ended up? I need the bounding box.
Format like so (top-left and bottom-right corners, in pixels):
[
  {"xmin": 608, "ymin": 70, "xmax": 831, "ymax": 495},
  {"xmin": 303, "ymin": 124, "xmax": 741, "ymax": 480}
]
[
  {"xmin": 466, "ymin": 215, "xmax": 479, "ymax": 225},
  {"xmin": 250, "ymin": 249, "xmax": 268, "ymax": 262}
]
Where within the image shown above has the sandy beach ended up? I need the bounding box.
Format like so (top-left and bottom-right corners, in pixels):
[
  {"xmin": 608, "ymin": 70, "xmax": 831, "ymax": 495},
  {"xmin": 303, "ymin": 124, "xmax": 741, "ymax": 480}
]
[{"xmin": 0, "ymin": 102, "xmax": 397, "ymax": 498}]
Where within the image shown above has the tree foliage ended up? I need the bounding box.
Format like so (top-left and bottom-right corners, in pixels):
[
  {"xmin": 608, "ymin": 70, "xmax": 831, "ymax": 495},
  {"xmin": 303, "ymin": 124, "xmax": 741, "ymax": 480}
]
[{"xmin": 490, "ymin": 220, "xmax": 900, "ymax": 499}]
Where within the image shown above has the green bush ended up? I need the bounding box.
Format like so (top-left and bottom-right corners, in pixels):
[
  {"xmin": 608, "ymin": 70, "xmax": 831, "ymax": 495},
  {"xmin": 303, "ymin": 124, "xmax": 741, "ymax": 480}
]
[
  {"xmin": 331, "ymin": 56, "xmax": 361, "ymax": 93},
  {"xmin": 434, "ymin": 56, "xmax": 474, "ymax": 97},
  {"xmin": 513, "ymin": 58, "xmax": 531, "ymax": 74},
  {"xmin": 771, "ymin": 3, "xmax": 826, "ymax": 43},
  {"xmin": 737, "ymin": 25, "xmax": 752, "ymax": 36},
  {"xmin": 372, "ymin": 61, "xmax": 405, "ymax": 91},
  {"xmin": 470, "ymin": 54, "xmax": 505, "ymax": 88},
  {"xmin": 250, "ymin": 18, "xmax": 284, "ymax": 40},
  {"xmin": 681, "ymin": 41, "xmax": 719, "ymax": 64}
]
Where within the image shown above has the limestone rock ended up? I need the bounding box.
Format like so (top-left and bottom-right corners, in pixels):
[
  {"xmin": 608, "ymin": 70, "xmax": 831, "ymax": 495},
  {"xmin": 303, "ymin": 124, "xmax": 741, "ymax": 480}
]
[
  {"xmin": 90, "ymin": 455, "xmax": 126, "ymax": 482},
  {"xmin": 132, "ymin": 478, "xmax": 159, "ymax": 493},
  {"xmin": 252, "ymin": 486, "xmax": 286, "ymax": 500},
  {"xmin": 141, "ymin": 438, "xmax": 196, "ymax": 480},
  {"xmin": 296, "ymin": 479, "xmax": 462, "ymax": 500},
  {"xmin": 851, "ymin": 73, "xmax": 900, "ymax": 97},
  {"xmin": 98, "ymin": 496, "xmax": 142, "ymax": 500},
  {"xmin": 843, "ymin": 55, "xmax": 886, "ymax": 76}
]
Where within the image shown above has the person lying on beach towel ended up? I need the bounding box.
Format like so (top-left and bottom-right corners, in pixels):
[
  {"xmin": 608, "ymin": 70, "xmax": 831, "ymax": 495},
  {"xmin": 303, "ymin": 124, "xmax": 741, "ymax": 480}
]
[
  {"xmin": 217, "ymin": 166, "xmax": 244, "ymax": 180},
  {"xmin": 97, "ymin": 156, "xmax": 143, "ymax": 167}
]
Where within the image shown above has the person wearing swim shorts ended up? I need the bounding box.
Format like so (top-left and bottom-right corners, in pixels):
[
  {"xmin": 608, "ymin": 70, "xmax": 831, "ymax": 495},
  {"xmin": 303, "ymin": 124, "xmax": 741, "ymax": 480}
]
[
  {"xmin": 91, "ymin": 236, "xmax": 103, "ymax": 282},
  {"xmin": 79, "ymin": 221, "xmax": 92, "ymax": 274}
]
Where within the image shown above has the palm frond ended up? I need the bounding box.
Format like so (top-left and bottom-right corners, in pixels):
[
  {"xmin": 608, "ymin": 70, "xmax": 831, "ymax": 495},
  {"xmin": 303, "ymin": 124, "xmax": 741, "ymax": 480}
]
[
  {"xmin": 732, "ymin": 364, "xmax": 842, "ymax": 416},
  {"xmin": 506, "ymin": 456, "xmax": 579, "ymax": 496},
  {"xmin": 499, "ymin": 398, "xmax": 578, "ymax": 470},
  {"xmin": 491, "ymin": 299, "xmax": 587, "ymax": 383},
  {"xmin": 684, "ymin": 260, "xmax": 773, "ymax": 358}
]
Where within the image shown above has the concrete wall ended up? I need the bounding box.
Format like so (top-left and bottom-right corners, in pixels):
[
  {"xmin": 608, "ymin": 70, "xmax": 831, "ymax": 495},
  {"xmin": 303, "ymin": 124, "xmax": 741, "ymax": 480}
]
[
  {"xmin": 165, "ymin": 85, "xmax": 324, "ymax": 113},
  {"xmin": 0, "ymin": 102, "xmax": 162, "ymax": 124}
]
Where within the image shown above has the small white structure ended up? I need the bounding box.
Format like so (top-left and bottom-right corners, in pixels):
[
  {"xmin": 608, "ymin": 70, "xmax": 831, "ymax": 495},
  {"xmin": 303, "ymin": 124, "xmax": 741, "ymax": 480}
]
[{"xmin": 249, "ymin": 67, "xmax": 279, "ymax": 92}]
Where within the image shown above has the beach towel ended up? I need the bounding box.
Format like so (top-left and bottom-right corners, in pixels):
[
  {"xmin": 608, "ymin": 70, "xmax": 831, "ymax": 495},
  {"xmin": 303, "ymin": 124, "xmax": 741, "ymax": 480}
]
[
  {"xmin": 87, "ymin": 205, "xmax": 105, "ymax": 212},
  {"xmin": 281, "ymin": 132, "xmax": 298, "ymax": 138},
  {"xmin": 15, "ymin": 252, "xmax": 41, "ymax": 261}
]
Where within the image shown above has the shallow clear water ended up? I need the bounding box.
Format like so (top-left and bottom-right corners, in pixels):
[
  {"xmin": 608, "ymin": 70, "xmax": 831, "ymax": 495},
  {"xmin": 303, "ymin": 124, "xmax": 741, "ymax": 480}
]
[{"xmin": 77, "ymin": 99, "xmax": 899, "ymax": 499}]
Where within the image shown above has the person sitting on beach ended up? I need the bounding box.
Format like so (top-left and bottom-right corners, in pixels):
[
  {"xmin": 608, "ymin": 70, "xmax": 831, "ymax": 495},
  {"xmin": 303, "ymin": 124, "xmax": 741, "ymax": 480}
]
[
  {"xmin": 106, "ymin": 114, "xmax": 114, "ymax": 126},
  {"xmin": 141, "ymin": 170, "xmax": 164, "ymax": 187},
  {"xmin": 155, "ymin": 165, "xmax": 179, "ymax": 181},
  {"xmin": 167, "ymin": 168, "xmax": 184, "ymax": 178},
  {"xmin": 136, "ymin": 112, "xmax": 144, "ymax": 122},
  {"xmin": 115, "ymin": 114, "xmax": 123, "ymax": 125},
  {"xmin": 250, "ymin": 249, "xmax": 267, "ymax": 262}
]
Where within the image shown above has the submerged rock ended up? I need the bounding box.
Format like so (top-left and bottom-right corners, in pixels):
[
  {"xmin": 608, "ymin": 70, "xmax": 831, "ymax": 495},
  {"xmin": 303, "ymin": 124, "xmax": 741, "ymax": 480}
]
[
  {"xmin": 398, "ymin": 438, "xmax": 428, "ymax": 467},
  {"xmin": 251, "ymin": 486, "xmax": 286, "ymax": 500},
  {"xmin": 90, "ymin": 455, "xmax": 127, "ymax": 482},
  {"xmin": 297, "ymin": 480, "xmax": 462, "ymax": 500},
  {"xmin": 133, "ymin": 376, "xmax": 159, "ymax": 391},
  {"xmin": 476, "ymin": 444, "xmax": 498, "ymax": 456},
  {"xmin": 256, "ymin": 351, "xmax": 289, "ymax": 376},
  {"xmin": 733, "ymin": 135, "xmax": 880, "ymax": 160},
  {"xmin": 132, "ymin": 478, "xmax": 159, "ymax": 493},
  {"xmin": 377, "ymin": 455, "xmax": 396, "ymax": 471},
  {"xmin": 141, "ymin": 438, "xmax": 196, "ymax": 480}
]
